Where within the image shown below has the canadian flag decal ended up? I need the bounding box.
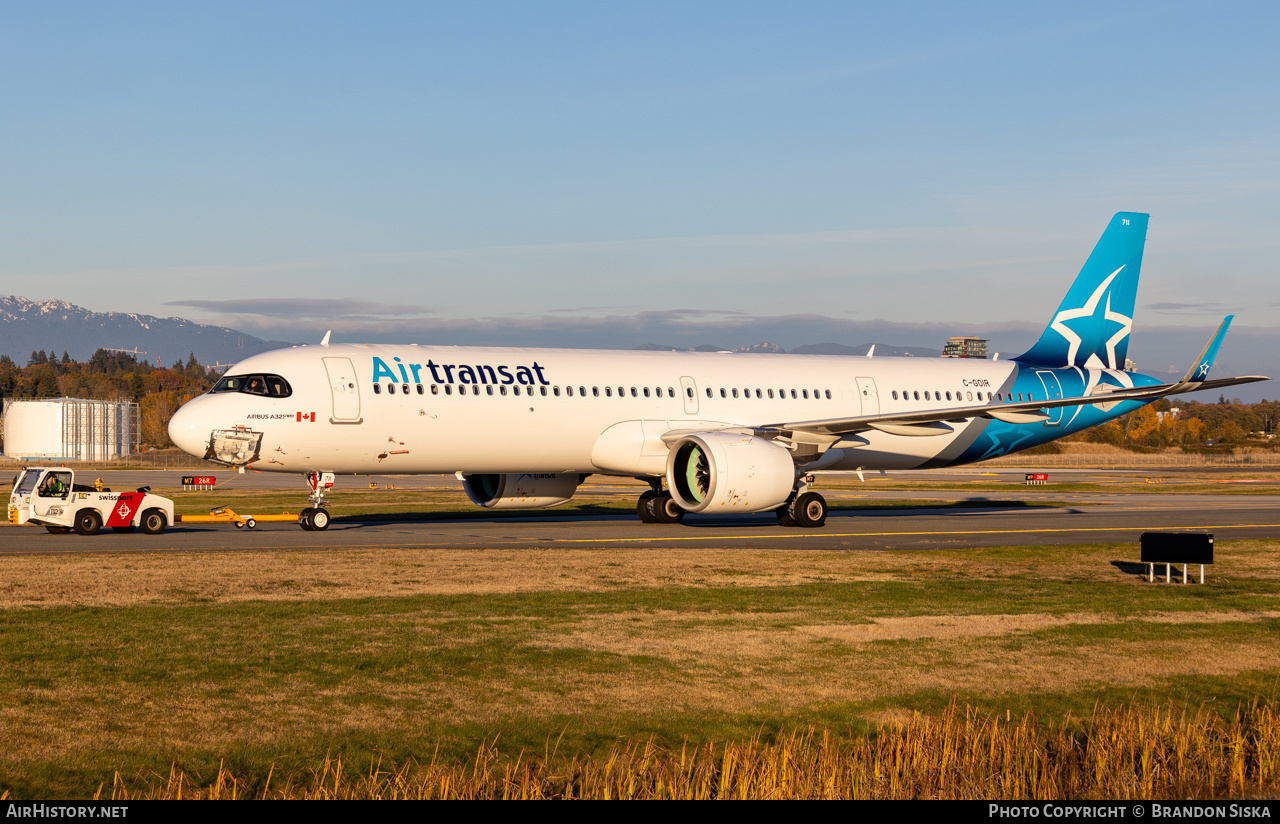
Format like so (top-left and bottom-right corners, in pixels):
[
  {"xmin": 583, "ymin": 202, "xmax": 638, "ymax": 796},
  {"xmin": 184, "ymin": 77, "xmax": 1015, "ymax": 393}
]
[{"xmin": 297, "ymin": 412, "xmax": 316, "ymax": 422}]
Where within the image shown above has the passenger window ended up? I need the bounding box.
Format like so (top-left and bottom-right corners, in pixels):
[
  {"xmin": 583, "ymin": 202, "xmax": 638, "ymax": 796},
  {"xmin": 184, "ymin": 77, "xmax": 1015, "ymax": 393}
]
[
  {"xmin": 445, "ymin": 385, "xmax": 452, "ymax": 395},
  {"xmin": 486, "ymin": 385, "xmax": 494, "ymax": 396},
  {"xmin": 499, "ymin": 385, "xmax": 507, "ymax": 396},
  {"xmin": 605, "ymin": 387, "xmax": 612, "ymax": 397},
  {"xmin": 668, "ymin": 388, "xmax": 675, "ymax": 397},
  {"xmin": 373, "ymin": 384, "xmax": 382, "ymax": 395},
  {"xmin": 643, "ymin": 387, "xmax": 650, "ymax": 398},
  {"xmin": 431, "ymin": 384, "xmax": 439, "ymax": 395},
  {"xmin": 553, "ymin": 386, "xmax": 560, "ymax": 396},
  {"xmin": 566, "ymin": 386, "xmax": 573, "ymax": 396},
  {"xmin": 720, "ymin": 389, "xmax": 726, "ymax": 398},
  {"xmin": 630, "ymin": 387, "xmax": 637, "ymax": 397},
  {"xmin": 593, "ymin": 387, "xmax": 600, "ymax": 397},
  {"xmin": 416, "ymin": 384, "xmax": 424, "ymax": 395},
  {"xmin": 580, "ymin": 386, "xmax": 586, "ymax": 396},
  {"xmin": 541, "ymin": 386, "xmax": 548, "ymax": 396},
  {"xmin": 732, "ymin": 388, "xmax": 738, "ymax": 398},
  {"xmin": 705, "ymin": 388, "xmax": 712, "ymax": 398}
]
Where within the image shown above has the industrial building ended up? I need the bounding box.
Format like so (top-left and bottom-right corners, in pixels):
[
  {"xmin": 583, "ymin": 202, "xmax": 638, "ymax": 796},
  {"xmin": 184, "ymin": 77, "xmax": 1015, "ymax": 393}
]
[{"xmin": 1, "ymin": 398, "xmax": 139, "ymax": 461}]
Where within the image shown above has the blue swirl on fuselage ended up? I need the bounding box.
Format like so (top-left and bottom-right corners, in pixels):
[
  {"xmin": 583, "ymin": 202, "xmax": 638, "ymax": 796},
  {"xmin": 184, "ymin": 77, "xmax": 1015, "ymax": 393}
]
[{"xmin": 954, "ymin": 365, "xmax": 1161, "ymax": 464}]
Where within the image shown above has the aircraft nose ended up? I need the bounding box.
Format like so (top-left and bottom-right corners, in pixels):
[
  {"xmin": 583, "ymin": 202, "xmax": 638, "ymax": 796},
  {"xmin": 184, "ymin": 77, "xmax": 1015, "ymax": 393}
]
[{"xmin": 167, "ymin": 399, "xmax": 210, "ymax": 458}]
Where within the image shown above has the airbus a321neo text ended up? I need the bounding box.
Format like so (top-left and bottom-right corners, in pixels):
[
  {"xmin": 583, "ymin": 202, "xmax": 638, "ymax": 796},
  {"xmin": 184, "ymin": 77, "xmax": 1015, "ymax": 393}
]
[{"xmin": 168, "ymin": 213, "xmax": 1267, "ymax": 530}]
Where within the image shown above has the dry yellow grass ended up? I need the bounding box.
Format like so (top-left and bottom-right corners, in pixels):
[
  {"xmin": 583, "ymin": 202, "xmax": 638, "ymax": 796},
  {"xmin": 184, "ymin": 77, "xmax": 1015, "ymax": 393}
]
[{"xmin": 91, "ymin": 702, "xmax": 1280, "ymax": 799}]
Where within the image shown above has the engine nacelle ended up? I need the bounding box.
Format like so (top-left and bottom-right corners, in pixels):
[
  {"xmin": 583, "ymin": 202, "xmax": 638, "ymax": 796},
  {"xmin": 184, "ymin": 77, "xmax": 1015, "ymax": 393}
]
[
  {"xmin": 462, "ymin": 473, "xmax": 582, "ymax": 509},
  {"xmin": 665, "ymin": 432, "xmax": 797, "ymax": 514}
]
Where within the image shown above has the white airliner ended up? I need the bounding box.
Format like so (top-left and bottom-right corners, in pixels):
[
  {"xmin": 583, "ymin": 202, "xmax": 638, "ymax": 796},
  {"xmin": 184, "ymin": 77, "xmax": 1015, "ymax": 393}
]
[{"xmin": 168, "ymin": 213, "xmax": 1266, "ymax": 530}]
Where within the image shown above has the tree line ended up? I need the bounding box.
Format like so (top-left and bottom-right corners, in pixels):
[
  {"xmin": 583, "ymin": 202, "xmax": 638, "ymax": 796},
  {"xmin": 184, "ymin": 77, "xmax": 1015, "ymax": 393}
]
[
  {"xmin": 0, "ymin": 350, "xmax": 217, "ymax": 448},
  {"xmin": 1065, "ymin": 397, "xmax": 1280, "ymax": 451}
]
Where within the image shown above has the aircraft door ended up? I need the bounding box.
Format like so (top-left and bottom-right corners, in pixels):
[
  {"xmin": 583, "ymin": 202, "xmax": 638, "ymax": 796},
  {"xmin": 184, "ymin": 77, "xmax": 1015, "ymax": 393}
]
[
  {"xmin": 679, "ymin": 376, "xmax": 699, "ymax": 415},
  {"xmin": 855, "ymin": 377, "xmax": 879, "ymax": 416},
  {"xmin": 323, "ymin": 357, "xmax": 363, "ymax": 424},
  {"xmin": 1036, "ymin": 371, "xmax": 1065, "ymax": 426}
]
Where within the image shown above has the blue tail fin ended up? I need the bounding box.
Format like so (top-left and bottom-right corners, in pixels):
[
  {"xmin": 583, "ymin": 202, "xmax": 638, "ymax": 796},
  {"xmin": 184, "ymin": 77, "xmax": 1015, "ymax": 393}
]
[{"xmin": 1015, "ymin": 212, "xmax": 1148, "ymax": 370}]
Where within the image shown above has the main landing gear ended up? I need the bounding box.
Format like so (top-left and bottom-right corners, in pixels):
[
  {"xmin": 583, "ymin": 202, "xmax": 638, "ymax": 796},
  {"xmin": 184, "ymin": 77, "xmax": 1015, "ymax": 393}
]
[
  {"xmin": 775, "ymin": 490, "xmax": 828, "ymax": 528},
  {"xmin": 634, "ymin": 477, "xmax": 827, "ymax": 528},
  {"xmin": 637, "ymin": 484, "xmax": 685, "ymax": 524},
  {"xmin": 299, "ymin": 471, "xmax": 335, "ymax": 531}
]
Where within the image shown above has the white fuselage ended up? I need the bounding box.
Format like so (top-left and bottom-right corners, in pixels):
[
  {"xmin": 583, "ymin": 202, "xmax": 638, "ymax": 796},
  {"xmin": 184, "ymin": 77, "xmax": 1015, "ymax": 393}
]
[{"xmin": 169, "ymin": 343, "xmax": 1042, "ymax": 477}]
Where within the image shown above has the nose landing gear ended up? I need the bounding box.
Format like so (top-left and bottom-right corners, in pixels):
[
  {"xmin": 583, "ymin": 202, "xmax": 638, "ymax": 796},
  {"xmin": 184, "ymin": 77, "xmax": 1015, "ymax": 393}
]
[{"xmin": 299, "ymin": 472, "xmax": 335, "ymax": 531}]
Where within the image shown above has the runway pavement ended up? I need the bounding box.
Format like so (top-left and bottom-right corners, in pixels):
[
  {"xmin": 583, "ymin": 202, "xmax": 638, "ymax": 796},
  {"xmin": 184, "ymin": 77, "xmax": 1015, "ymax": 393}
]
[{"xmin": 2, "ymin": 468, "xmax": 1278, "ymax": 554}]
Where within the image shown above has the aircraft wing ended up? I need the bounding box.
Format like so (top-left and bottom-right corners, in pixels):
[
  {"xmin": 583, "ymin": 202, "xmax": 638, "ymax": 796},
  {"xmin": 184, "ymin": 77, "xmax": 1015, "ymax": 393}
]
[
  {"xmin": 760, "ymin": 374, "xmax": 1268, "ymax": 438},
  {"xmin": 765, "ymin": 317, "xmax": 1267, "ymax": 439}
]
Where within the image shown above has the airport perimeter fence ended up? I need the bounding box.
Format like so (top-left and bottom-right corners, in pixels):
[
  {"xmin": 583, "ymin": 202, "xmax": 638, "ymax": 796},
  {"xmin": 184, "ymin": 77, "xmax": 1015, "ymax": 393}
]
[{"xmin": 0, "ymin": 449, "xmax": 207, "ymax": 471}]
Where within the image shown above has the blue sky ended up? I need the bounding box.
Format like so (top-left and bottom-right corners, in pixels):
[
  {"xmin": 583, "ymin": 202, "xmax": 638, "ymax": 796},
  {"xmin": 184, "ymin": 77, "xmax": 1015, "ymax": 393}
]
[{"xmin": 2, "ymin": 2, "xmax": 1277, "ymax": 370}]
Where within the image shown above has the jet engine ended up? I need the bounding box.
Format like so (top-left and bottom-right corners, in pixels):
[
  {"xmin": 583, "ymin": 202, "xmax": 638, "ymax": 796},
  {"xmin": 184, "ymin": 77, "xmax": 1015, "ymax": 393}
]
[
  {"xmin": 665, "ymin": 432, "xmax": 797, "ymax": 513},
  {"xmin": 462, "ymin": 473, "xmax": 583, "ymax": 509}
]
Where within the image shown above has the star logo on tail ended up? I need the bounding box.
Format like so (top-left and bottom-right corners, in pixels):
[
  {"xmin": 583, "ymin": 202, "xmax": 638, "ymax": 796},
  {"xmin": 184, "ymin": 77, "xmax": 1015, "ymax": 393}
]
[{"xmin": 1048, "ymin": 265, "xmax": 1132, "ymax": 369}]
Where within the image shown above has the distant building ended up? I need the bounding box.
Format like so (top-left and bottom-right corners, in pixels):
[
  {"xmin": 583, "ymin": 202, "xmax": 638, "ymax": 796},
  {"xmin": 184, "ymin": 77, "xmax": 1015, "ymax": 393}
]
[
  {"xmin": 2, "ymin": 398, "xmax": 139, "ymax": 460},
  {"xmin": 942, "ymin": 336, "xmax": 988, "ymax": 359}
]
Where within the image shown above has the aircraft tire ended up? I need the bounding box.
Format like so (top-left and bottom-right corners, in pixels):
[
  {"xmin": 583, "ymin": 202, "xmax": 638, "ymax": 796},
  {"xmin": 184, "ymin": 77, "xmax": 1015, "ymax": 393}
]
[
  {"xmin": 652, "ymin": 493, "xmax": 685, "ymax": 524},
  {"xmin": 73, "ymin": 509, "xmax": 102, "ymax": 536},
  {"xmin": 792, "ymin": 492, "xmax": 827, "ymax": 528},
  {"xmin": 299, "ymin": 507, "xmax": 316, "ymax": 531},
  {"xmin": 775, "ymin": 506, "xmax": 797, "ymax": 527},
  {"xmin": 310, "ymin": 508, "xmax": 330, "ymax": 531},
  {"xmin": 139, "ymin": 509, "xmax": 166, "ymax": 535},
  {"xmin": 637, "ymin": 490, "xmax": 659, "ymax": 523}
]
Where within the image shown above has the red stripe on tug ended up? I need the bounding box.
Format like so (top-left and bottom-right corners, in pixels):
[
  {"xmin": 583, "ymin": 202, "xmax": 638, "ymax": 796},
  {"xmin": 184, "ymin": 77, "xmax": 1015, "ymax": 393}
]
[{"xmin": 106, "ymin": 492, "xmax": 143, "ymax": 527}]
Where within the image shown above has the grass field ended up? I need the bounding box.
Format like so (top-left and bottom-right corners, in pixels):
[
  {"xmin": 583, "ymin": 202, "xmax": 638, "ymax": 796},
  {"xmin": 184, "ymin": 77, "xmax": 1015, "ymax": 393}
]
[{"xmin": 2, "ymin": 499, "xmax": 1279, "ymax": 798}]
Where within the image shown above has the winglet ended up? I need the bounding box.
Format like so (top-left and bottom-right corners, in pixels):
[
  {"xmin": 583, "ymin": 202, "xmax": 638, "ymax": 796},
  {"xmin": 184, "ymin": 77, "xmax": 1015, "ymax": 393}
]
[
  {"xmin": 320, "ymin": 330, "xmax": 332, "ymax": 347},
  {"xmin": 1175, "ymin": 315, "xmax": 1232, "ymax": 386}
]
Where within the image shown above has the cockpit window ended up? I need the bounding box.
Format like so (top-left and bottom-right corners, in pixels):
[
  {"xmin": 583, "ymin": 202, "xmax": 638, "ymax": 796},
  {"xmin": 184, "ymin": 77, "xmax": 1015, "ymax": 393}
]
[{"xmin": 211, "ymin": 374, "xmax": 292, "ymax": 398}]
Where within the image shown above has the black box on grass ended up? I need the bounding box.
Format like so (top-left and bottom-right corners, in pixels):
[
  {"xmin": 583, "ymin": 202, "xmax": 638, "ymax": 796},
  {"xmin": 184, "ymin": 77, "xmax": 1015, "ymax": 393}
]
[{"xmin": 1140, "ymin": 532, "xmax": 1213, "ymax": 564}]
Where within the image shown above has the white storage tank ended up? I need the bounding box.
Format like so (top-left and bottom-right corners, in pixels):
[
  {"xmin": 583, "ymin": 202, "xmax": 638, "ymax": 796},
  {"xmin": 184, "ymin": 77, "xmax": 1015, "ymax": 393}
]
[{"xmin": 2, "ymin": 398, "xmax": 140, "ymax": 460}]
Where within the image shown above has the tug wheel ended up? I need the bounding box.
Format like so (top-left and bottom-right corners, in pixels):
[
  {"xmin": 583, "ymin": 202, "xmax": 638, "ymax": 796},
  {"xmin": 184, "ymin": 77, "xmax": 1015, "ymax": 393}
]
[{"xmin": 73, "ymin": 509, "xmax": 102, "ymax": 536}]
